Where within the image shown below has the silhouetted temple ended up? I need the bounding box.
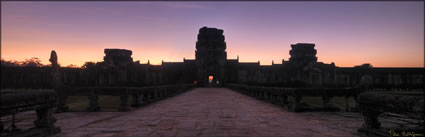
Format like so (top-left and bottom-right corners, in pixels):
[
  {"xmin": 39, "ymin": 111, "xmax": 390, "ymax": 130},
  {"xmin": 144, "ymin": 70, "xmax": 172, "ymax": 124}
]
[
  {"xmin": 1, "ymin": 27, "xmax": 423, "ymax": 89},
  {"xmin": 87, "ymin": 27, "xmax": 340, "ymax": 87}
]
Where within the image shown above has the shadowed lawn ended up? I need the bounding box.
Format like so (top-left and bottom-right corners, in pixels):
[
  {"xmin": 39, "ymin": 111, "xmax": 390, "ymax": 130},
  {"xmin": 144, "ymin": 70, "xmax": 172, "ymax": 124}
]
[{"xmin": 288, "ymin": 96, "xmax": 357, "ymax": 109}]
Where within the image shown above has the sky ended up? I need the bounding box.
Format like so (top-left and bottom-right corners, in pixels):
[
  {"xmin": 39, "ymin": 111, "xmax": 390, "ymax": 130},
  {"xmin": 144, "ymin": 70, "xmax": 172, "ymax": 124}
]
[{"xmin": 1, "ymin": 1, "xmax": 424, "ymax": 67}]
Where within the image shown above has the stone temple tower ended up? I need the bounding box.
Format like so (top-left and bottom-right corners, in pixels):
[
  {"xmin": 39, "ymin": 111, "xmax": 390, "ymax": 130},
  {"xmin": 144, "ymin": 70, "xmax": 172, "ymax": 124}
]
[
  {"xmin": 101, "ymin": 49, "xmax": 133, "ymax": 86},
  {"xmin": 289, "ymin": 43, "xmax": 317, "ymax": 66},
  {"xmin": 195, "ymin": 27, "xmax": 227, "ymax": 86},
  {"xmin": 288, "ymin": 43, "xmax": 320, "ymax": 85}
]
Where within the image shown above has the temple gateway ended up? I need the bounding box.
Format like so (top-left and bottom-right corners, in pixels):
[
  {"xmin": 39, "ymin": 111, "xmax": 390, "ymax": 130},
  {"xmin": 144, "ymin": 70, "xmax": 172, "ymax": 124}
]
[{"xmin": 98, "ymin": 26, "xmax": 338, "ymax": 87}]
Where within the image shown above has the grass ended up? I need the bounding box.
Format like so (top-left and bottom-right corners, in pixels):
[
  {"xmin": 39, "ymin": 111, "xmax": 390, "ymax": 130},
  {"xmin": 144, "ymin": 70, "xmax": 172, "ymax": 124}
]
[{"xmin": 287, "ymin": 96, "xmax": 358, "ymax": 109}]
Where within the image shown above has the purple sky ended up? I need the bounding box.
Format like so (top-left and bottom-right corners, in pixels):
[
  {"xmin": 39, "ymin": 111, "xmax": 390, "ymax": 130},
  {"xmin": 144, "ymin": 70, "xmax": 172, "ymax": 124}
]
[{"xmin": 1, "ymin": 1, "xmax": 424, "ymax": 67}]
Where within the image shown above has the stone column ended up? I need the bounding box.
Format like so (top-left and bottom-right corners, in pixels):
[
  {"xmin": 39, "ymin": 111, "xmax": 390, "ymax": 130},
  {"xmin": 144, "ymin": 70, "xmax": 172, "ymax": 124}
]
[
  {"xmin": 159, "ymin": 88, "xmax": 164, "ymax": 99},
  {"xmin": 131, "ymin": 94, "xmax": 140, "ymax": 107},
  {"xmin": 56, "ymin": 94, "xmax": 69, "ymax": 112},
  {"xmin": 119, "ymin": 89, "xmax": 130, "ymax": 111},
  {"xmin": 271, "ymin": 94, "xmax": 276, "ymax": 104},
  {"xmin": 281, "ymin": 95, "xmax": 288, "ymax": 106},
  {"xmin": 344, "ymin": 95, "xmax": 350, "ymax": 112},
  {"xmin": 119, "ymin": 95, "xmax": 130, "ymax": 112},
  {"xmin": 34, "ymin": 106, "xmax": 56, "ymax": 128},
  {"xmin": 289, "ymin": 95, "xmax": 302, "ymax": 112},
  {"xmin": 87, "ymin": 90, "xmax": 100, "ymax": 111},
  {"xmin": 144, "ymin": 91, "xmax": 151, "ymax": 103},
  {"xmin": 138, "ymin": 91, "xmax": 147, "ymax": 104},
  {"xmin": 361, "ymin": 109, "xmax": 381, "ymax": 129},
  {"xmin": 322, "ymin": 95, "xmax": 332, "ymax": 108},
  {"xmin": 157, "ymin": 88, "xmax": 163, "ymax": 99}
]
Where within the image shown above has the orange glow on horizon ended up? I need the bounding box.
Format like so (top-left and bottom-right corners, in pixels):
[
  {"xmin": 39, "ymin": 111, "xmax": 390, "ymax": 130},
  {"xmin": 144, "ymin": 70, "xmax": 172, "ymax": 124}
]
[{"xmin": 2, "ymin": 46, "xmax": 424, "ymax": 68}]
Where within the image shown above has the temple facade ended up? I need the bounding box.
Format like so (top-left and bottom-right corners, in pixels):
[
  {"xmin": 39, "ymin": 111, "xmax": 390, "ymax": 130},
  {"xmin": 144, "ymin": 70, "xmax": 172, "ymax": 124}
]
[
  {"xmin": 1, "ymin": 27, "xmax": 423, "ymax": 89},
  {"xmin": 78, "ymin": 27, "xmax": 421, "ymax": 88},
  {"xmin": 114, "ymin": 27, "xmax": 338, "ymax": 87}
]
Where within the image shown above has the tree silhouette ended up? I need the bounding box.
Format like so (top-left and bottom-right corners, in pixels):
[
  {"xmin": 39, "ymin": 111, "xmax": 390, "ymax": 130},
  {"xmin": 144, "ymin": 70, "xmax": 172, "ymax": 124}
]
[
  {"xmin": 82, "ymin": 62, "xmax": 96, "ymax": 68},
  {"xmin": 21, "ymin": 57, "xmax": 43, "ymax": 67},
  {"xmin": 355, "ymin": 63, "xmax": 373, "ymax": 69},
  {"xmin": 0, "ymin": 58, "xmax": 20, "ymax": 67},
  {"xmin": 66, "ymin": 64, "xmax": 79, "ymax": 68}
]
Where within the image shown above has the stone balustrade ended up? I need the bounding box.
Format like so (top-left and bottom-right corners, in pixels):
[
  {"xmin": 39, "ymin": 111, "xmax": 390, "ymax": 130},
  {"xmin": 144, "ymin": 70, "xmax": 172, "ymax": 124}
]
[
  {"xmin": 56, "ymin": 84, "xmax": 194, "ymax": 112},
  {"xmin": 357, "ymin": 92, "xmax": 424, "ymax": 137},
  {"xmin": 0, "ymin": 90, "xmax": 61, "ymax": 137},
  {"xmin": 226, "ymin": 84, "xmax": 365, "ymax": 112}
]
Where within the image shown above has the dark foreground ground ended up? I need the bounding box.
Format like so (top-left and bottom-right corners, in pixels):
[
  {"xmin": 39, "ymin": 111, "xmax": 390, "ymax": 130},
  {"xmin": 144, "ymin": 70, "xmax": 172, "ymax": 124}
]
[{"xmin": 4, "ymin": 88, "xmax": 368, "ymax": 137}]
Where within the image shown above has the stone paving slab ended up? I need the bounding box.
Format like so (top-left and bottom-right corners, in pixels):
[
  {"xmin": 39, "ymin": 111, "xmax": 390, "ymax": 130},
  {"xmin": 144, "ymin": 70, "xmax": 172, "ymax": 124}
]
[{"xmin": 2, "ymin": 88, "xmax": 365, "ymax": 137}]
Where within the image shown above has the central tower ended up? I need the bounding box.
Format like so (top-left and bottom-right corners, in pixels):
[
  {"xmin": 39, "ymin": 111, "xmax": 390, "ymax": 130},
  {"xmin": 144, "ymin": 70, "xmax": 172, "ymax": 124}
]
[
  {"xmin": 289, "ymin": 43, "xmax": 317, "ymax": 66},
  {"xmin": 195, "ymin": 27, "xmax": 227, "ymax": 86}
]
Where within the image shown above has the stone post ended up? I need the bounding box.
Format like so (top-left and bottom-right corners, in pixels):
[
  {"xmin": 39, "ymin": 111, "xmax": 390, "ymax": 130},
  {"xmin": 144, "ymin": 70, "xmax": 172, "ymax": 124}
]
[
  {"xmin": 87, "ymin": 90, "xmax": 100, "ymax": 111},
  {"xmin": 144, "ymin": 91, "xmax": 150, "ymax": 103},
  {"xmin": 34, "ymin": 106, "xmax": 56, "ymax": 128},
  {"xmin": 280, "ymin": 95, "xmax": 288, "ymax": 106},
  {"xmin": 344, "ymin": 95, "xmax": 350, "ymax": 112},
  {"xmin": 361, "ymin": 110, "xmax": 381, "ymax": 129},
  {"xmin": 289, "ymin": 95, "xmax": 302, "ymax": 112},
  {"xmin": 140, "ymin": 92, "xmax": 146, "ymax": 104},
  {"xmin": 131, "ymin": 94, "xmax": 140, "ymax": 107},
  {"xmin": 322, "ymin": 95, "xmax": 331, "ymax": 108},
  {"xmin": 56, "ymin": 94, "xmax": 69, "ymax": 112},
  {"xmin": 119, "ymin": 95, "xmax": 130, "ymax": 112},
  {"xmin": 158, "ymin": 88, "xmax": 164, "ymax": 99}
]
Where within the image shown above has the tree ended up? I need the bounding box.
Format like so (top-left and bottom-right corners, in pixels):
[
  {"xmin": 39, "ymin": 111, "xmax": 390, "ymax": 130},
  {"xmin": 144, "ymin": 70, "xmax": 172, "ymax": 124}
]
[
  {"xmin": 355, "ymin": 63, "xmax": 373, "ymax": 69},
  {"xmin": 0, "ymin": 58, "xmax": 20, "ymax": 67},
  {"xmin": 66, "ymin": 64, "xmax": 79, "ymax": 68},
  {"xmin": 21, "ymin": 57, "xmax": 44, "ymax": 67},
  {"xmin": 82, "ymin": 62, "xmax": 96, "ymax": 68}
]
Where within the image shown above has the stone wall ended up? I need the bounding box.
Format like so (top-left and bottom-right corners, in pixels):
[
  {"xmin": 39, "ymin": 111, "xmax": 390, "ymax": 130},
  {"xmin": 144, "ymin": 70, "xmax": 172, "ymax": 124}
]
[
  {"xmin": 335, "ymin": 67, "xmax": 423, "ymax": 90},
  {"xmin": 0, "ymin": 66, "xmax": 85, "ymax": 89}
]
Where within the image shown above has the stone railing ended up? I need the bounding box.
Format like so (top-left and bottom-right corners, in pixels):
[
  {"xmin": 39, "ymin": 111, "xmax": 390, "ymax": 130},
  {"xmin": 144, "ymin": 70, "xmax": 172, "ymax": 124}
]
[
  {"xmin": 56, "ymin": 84, "xmax": 194, "ymax": 112},
  {"xmin": 226, "ymin": 84, "xmax": 365, "ymax": 112},
  {"xmin": 357, "ymin": 92, "xmax": 424, "ymax": 137},
  {"xmin": 0, "ymin": 90, "xmax": 61, "ymax": 137}
]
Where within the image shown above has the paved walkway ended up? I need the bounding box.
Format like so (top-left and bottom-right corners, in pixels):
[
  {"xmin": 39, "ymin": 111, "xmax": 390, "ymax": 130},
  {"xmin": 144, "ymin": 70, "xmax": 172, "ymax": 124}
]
[{"xmin": 7, "ymin": 88, "xmax": 365, "ymax": 137}]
